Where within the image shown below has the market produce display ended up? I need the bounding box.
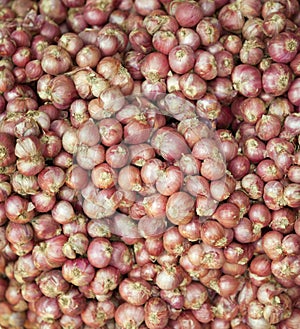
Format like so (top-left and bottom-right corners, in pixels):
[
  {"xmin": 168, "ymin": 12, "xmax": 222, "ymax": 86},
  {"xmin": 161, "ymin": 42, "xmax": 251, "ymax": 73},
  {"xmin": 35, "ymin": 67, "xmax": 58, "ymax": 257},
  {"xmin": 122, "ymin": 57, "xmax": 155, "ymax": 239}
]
[{"xmin": 0, "ymin": 0, "xmax": 300, "ymax": 328}]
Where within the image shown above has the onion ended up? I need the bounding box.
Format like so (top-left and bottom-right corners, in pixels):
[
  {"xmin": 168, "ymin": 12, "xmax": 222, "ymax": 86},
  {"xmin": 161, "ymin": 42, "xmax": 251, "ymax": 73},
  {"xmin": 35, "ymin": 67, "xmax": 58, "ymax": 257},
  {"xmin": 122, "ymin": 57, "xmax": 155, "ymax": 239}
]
[
  {"xmin": 262, "ymin": 63, "xmax": 293, "ymax": 97},
  {"xmin": 168, "ymin": 45, "xmax": 195, "ymax": 75},
  {"xmin": 118, "ymin": 165, "xmax": 142, "ymax": 192},
  {"xmin": 48, "ymin": 75, "xmax": 78, "ymax": 110},
  {"xmin": 36, "ymin": 269, "xmax": 69, "ymax": 298},
  {"xmin": 87, "ymin": 237, "xmax": 112, "ymax": 268},
  {"xmin": 91, "ymin": 265, "xmax": 121, "ymax": 296},
  {"xmin": 212, "ymin": 203, "xmax": 240, "ymax": 228},
  {"xmin": 35, "ymin": 295, "xmax": 62, "ymax": 322},
  {"xmin": 141, "ymin": 52, "xmax": 170, "ymax": 81},
  {"xmin": 201, "ymin": 220, "xmax": 230, "ymax": 248},
  {"xmin": 155, "ymin": 264, "xmax": 184, "ymax": 290},
  {"xmin": 166, "ymin": 192, "xmax": 195, "ymax": 225},
  {"xmin": 41, "ymin": 45, "xmax": 72, "ymax": 76},
  {"xmin": 194, "ymin": 50, "xmax": 217, "ymax": 81},
  {"xmin": 179, "ymin": 73, "xmax": 207, "ymax": 100},
  {"xmin": 232, "ymin": 64, "xmax": 262, "ymax": 97},
  {"xmin": 58, "ymin": 32, "xmax": 84, "ymax": 58},
  {"xmin": 119, "ymin": 277, "xmax": 152, "ymax": 306},
  {"xmin": 144, "ymin": 297, "xmax": 169, "ymax": 329},
  {"xmin": 151, "ymin": 127, "xmax": 190, "ymax": 163},
  {"xmin": 197, "ymin": 17, "xmax": 221, "ymax": 47},
  {"xmin": 0, "ymin": 67, "xmax": 15, "ymax": 93},
  {"xmin": 5, "ymin": 195, "xmax": 35, "ymax": 224},
  {"xmin": 38, "ymin": 166, "xmax": 66, "ymax": 194},
  {"xmin": 228, "ymin": 155, "xmax": 250, "ymax": 180},
  {"xmin": 267, "ymin": 32, "xmax": 299, "ymax": 64},
  {"xmin": 218, "ymin": 2, "xmax": 245, "ymax": 33},
  {"xmin": 0, "ymin": 133, "xmax": 16, "ymax": 167},
  {"xmin": 115, "ymin": 303, "xmax": 144, "ymax": 329},
  {"xmin": 60, "ymin": 314, "xmax": 83, "ymax": 329},
  {"xmin": 62, "ymin": 258, "xmax": 95, "ymax": 287},
  {"xmin": 280, "ymin": 309, "xmax": 300, "ymax": 329},
  {"xmin": 106, "ymin": 144, "xmax": 130, "ymax": 169},
  {"xmin": 270, "ymin": 208, "xmax": 296, "ymax": 234},
  {"xmin": 222, "ymin": 34, "xmax": 242, "ymax": 55},
  {"xmin": 240, "ymin": 38, "xmax": 264, "ymax": 66},
  {"xmin": 163, "ymin": 226, "xmax": 191, "ymax": 257},
  {"xmin": 26, "ymin": 60, "xmax": 44, "ymax": 82},
  {"xmin": 288, "ymin": 78, "xmax": 300, "ymax": 106},
  {"xmin": 176, "ymin": 27, "xmax": 200, "ymax": 51},
  {"xmin": 134, "ymin": 0, "xmax": 161, "ymax": 16},
  {"xmin": 143, "ymin": 10, "xmax": 179, "ymax": 35},
  {"xmin": 81, "ymin": 300, "xmax": 115, "ymax": 328},
  {"xmin": 130, "ymin": 28, "xmax": 153, "ymax": 54},
  {"xmin": 208, "ymin": 77, "xmax": 238, "ymax": 105},
  {"xmin": 169, "ymin": 310, "xmax": 203, "ymax": 328}
]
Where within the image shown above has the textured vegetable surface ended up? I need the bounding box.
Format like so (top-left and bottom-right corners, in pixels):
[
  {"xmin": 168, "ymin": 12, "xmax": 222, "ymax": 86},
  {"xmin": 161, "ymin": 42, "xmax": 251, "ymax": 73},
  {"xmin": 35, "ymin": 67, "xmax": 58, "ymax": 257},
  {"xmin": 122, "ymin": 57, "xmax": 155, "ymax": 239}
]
[{"xmin": 0, "ymin": 0, "xmax": 300, "ymax": 328}]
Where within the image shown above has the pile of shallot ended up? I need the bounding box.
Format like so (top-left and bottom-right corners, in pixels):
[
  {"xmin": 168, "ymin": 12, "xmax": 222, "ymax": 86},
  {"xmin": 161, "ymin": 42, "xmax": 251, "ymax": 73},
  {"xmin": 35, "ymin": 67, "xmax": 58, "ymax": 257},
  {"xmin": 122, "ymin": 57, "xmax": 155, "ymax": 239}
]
[{"xmin": 0, "ymin": 0, "xmax": 300, "ymax": 328}]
